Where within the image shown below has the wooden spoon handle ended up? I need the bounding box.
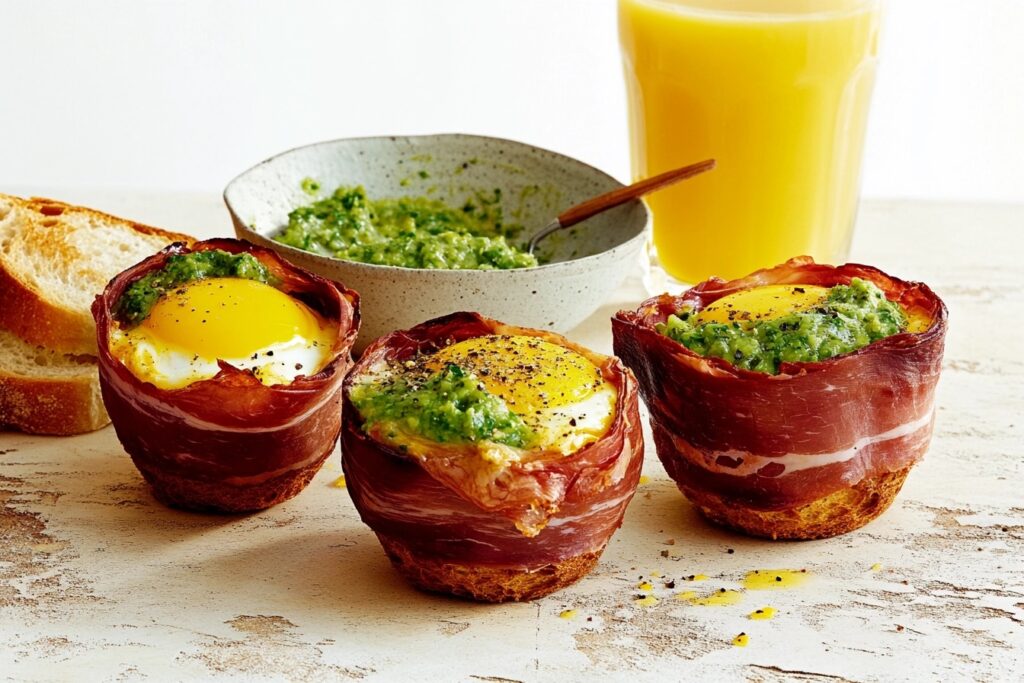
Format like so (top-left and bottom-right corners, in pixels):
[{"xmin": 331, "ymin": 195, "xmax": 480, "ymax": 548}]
[{"xmin": 557, "ymin": 158, "xmax": 716, "ymax": 229}]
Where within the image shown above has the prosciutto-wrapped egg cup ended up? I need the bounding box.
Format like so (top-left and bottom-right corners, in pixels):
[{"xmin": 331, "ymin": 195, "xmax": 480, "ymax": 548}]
[
  {"xmin": 93, "ymin": 238, "xmax": 360, "ymax": 513},
  {"xmin": 341, "ymin": 313, "xmax": 644, "ymax": 602},
  {"xmin": 612, "ymin": 257, "xmax": 947, "ymax": 540}
]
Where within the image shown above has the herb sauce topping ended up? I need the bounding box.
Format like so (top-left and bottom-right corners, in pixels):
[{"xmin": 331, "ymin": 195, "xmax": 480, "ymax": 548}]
[
  {"xmin": 349, "ymin": 363, "xmax": 535, "ymax": 449},
  {"xmin": 657, "ymin": 278, "xmax": 909, "ymax": 374}
]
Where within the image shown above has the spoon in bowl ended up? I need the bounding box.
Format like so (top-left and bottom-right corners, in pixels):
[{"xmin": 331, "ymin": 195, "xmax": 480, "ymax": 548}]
[{"xmin": 526, "ymin": 158, "xmax": 716, "ymax": 255}]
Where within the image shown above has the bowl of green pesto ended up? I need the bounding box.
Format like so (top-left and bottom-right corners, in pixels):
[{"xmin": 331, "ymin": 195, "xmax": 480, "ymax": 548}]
[{"xmin": 224, "ymin": 135, "xmax": 649, "ymax": 350}]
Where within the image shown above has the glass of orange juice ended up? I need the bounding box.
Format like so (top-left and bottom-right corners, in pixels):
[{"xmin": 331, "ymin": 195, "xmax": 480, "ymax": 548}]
[{"xmin": 619, "ymin": 0, "xmax": 883, "ymax": 284}]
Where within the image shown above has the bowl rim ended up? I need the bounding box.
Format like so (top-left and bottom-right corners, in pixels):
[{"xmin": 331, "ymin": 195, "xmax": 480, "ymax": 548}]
[{"xmin": 223, "ymin": 132, "xmax": 650, "ymax": 277}]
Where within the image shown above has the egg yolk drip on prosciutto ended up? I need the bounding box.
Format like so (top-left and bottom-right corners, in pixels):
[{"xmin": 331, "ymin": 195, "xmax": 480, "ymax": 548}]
[
  {"xmin": 108, "ymin": 253, "xmax": 335, "ymax": 389},
  {"xmin": 348, "ymin": 335, "xmax": 617, "ymax": 468},
  {"xmin": 656, "ymin": 278, "xmax": 922, "ymax": 374}
]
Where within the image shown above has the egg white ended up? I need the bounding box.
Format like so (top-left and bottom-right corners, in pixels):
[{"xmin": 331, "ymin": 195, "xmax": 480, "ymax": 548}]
[
  {"xmin": 109, "ymin": 328, "xmax": 330, "ymax": 389},
  {"xmin": 524, "ymin": 383, "xmax": 617, "ymax": 455}
]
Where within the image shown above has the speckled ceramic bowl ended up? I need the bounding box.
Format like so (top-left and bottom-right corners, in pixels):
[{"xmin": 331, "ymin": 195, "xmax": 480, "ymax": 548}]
[{"xmin": 224, "ymin": 134, "xmax": 649, "ymax": 351}]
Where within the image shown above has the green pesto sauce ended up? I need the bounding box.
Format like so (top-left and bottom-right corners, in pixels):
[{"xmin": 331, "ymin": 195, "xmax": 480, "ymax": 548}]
[
  {"xmin": 114, "ymin": 250, "xmax": 272, "ymax": 326},
  {"xmin": 657, "ymin": 278, "xmax": 908, "ymax": 375},
  {"xmin": 349, "ymin": 364, "xmax": 535, "ymax": 449},
  {"xmin": 274, "ymin": 185, "xmax": 538, "ymax": 270}
]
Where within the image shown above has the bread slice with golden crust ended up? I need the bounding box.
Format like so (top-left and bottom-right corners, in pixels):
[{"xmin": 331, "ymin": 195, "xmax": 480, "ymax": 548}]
[
  {"xmin": 0, "ymin": 192, "xmax": 193, "ymax": 435},
  {"xmin": 0, "ymin": 193, "xmax": 192, "ymax": 355},
  {"xmin": 0, "ymin": 327, "xmax": 107, "ymax": 435}
]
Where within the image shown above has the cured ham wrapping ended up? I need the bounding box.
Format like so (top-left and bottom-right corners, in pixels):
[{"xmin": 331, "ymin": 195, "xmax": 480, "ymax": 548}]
[
  {"xmin": 93, "ymin": 238, "xmax": 360, "ymax": 512},
  {"xmin": 341, "ymin": 313, "xmax": 644, "ymax": 601},
  {"xmin": 612, "ymin": 257, "xmax": 947, "ymax": 538}
]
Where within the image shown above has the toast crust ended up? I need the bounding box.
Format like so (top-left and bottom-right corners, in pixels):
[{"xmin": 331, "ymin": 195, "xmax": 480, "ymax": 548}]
[
  {"xmin": 0, "ymin": 194, "xmax": 191, "ymax": 355},
  {"xmin": 376, "ymin": 533, "xmax": 606, "ymax": 602},
  {"xmin": 680, "ymin": 467, "xmax": 912, "ymax": 540},
  {"xmin": 0, "ymin": 366, "xmax": 108, "ymax": 435},
  {"xmin": 0, "ymin": 264, "xmax": 89, "ymax": 354}
]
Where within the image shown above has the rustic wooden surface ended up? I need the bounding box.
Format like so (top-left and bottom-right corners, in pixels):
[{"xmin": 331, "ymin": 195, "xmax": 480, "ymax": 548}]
[{"xmin": 2, "ymin": 195, "xmax": 1022, "ymax": 682}]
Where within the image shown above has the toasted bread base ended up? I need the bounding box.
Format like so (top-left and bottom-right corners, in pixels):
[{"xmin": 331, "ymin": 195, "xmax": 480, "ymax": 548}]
[
  {"xmin": 679, "ymin": 467, "xmax": 912, "ymax": 540},
  {"xmin": 375, "ymin": 533, "xmax": 604, "ymax": 602},
  {"xmin": 131, "ymin": 450, "xmax": 331, "ymax": 514}
]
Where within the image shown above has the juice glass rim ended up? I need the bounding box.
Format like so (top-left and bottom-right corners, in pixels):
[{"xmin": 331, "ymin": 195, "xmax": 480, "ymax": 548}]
[{"xmin": 621, "ymin": 0, "xmax": 881, "ymax": 22}]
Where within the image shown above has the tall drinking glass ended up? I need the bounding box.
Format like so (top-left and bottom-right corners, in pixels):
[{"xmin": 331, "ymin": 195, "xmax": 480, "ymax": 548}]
[{"xmin": 619, "ymin": 0, "xmax": 882, "ymax": 284}]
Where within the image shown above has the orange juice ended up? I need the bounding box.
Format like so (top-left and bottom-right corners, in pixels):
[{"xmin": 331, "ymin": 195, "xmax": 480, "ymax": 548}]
[{"xmin": 619, "ymin": 0, "xmax": 882, "ymax": 283}]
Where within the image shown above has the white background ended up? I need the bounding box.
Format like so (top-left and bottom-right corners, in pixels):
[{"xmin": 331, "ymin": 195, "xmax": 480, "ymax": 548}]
[{"xmin": 2, "ymin": 0, "xmax": 1021, "ymax": 203}]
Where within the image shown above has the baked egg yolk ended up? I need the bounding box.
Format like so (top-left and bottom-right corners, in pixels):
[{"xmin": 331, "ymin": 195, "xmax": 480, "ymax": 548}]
[
  {"xmin": 429, "ymin": 334, "xmax": 617, "ymax": 454},
  {"xmin": 143, "ymin": 278, "xmax": 321, "ymax": 358},
  {"xmin": 697, "ymin": 283, "xmax": 930, "ymax": 332},
  {"xmin": 430, "ymin": 335, "xmax": 601, "ymax": 413},
  {"xmin": 696, "ymin": 285, "xmax": 830, "ymax": 325},
  {"xmin": 110, "ymin": 277, "xmax": 334, "ymax": 389}
]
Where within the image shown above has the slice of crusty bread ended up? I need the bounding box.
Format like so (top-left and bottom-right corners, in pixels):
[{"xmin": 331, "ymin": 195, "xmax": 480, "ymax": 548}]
[
  {"xmin": 0, "ymin": 327, "xmax": 108, "ymax": 435},
  {"xmin": 0, "ymin": 193, "xmax": 192, "ymax": 355}
]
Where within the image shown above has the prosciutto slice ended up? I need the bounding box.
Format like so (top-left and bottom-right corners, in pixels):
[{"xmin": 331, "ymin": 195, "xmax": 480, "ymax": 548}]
[
  {"xmin": 92, "ymin": 239, "xmax": 359, "ymax": 502},
  {"xmin": 612, "ymin": 257, "xmax": 947, "ymax": 511},
  {"xmin": 341, "ymin": 313, "xmax": 644, "ymax": 567}
]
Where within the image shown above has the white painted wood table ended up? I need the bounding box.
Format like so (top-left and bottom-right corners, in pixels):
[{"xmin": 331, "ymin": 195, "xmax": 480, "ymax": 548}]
[{"xmin": 2, "ymin": 194, "xmax": 1022, "ymax": 682}]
